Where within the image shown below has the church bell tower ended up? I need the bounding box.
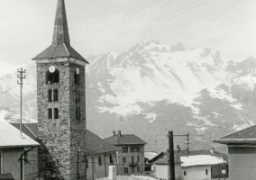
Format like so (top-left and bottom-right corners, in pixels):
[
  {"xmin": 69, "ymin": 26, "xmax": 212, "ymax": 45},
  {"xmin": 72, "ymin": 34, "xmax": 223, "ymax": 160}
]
[{"xmin": 33, "ymin": 0, "xmax": 89, "ymax": 179}]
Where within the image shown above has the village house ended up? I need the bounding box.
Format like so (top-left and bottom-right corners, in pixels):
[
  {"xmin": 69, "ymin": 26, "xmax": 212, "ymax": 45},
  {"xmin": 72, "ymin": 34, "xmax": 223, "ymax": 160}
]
[
  {"xmin": 152, "ymin": 152, "xmax": 182, "ymax": 180},
  {"xmin": 0, "ymin": 120, "xmax": 39, "ymax": 180},
  {"xmin": 216, "ymin": 125, "xmax": 256, "ymax": 180},
  {"xmin": 104, "ymin": 131, "xmax": 146, "ymax": 175},
  {"xmin": 152, "ymin": 150, "xmax": 228, "ymax": 180}
]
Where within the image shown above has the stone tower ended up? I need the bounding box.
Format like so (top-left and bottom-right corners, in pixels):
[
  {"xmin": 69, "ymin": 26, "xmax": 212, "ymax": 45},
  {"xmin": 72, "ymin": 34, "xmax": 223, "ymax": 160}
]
[{"xmin": 33, "ymin": 0, "xmax": 89, "ymax": 179}]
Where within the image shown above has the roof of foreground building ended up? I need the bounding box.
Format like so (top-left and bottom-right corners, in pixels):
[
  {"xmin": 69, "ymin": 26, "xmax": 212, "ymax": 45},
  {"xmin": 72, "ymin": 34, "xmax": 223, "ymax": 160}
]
[{"xmin": 215, "ymin": 125, "xmax": 256, "ymax": 145}]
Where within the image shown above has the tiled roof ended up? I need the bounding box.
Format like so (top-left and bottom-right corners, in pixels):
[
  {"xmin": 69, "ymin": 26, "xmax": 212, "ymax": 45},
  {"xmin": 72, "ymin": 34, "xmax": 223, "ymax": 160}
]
[
  {"xmin": 11, "ymin": 123, "xmax": 116, "ymax": 155},
  {"xmin": 84, "ymin": 130, "xmax": 118, "ymax": 155},
  {"xmin": 215, "ymin": 125, "xmax": 256, "ymax": 145},
  {"xmin": 104, "ymin": 134, "xmax": 146, "ymax": 146},
  {"xmin": 0, "ymin": 120, "xmax": 39, "ymax": 148},
  {"xmin": 33, "ymin": 0, "xmax": 88, "ymax": 63}
]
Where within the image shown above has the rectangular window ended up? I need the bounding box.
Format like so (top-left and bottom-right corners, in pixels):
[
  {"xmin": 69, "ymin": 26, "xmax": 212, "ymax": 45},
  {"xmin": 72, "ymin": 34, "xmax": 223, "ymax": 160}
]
[
  {"xmin": 131, "ymin": 156, "xmax": 134, "ymax": 163},
  {"xmin": 76, "ymin": 106, "xmax": 81, "ymax": 121},
  {"xmin": 98, "ymin": 156, "xmax": 102, "ymax": 166},
  {"xmin": 122, "ymin": 146, "xmax": 128, "ymax": 153},
  {"xmin": 131, "ymin": 146, "xmax": 140, "ymax": 152},
  {"xmin": 48, "ymin": 89, "xmax": 52, "ymax": 102},
  {"xmin": 48, "ymin": 108, "xmax": 52, "ymax": 119},
  {"xmin": 74, "ymin": 73, "xmax": 80, "ymax": 85},
  {"xmin": 109, "ymin": 155, "xmax": 114, "ymax": 165},
  {"xmin": 124, "ymin": 167, "xmax": 129, "ymax": 174},
  {"xmin": 53, "ymin": 89, "xmax": 58, "ymax": 102},
  {"xmin": 137, "ymin": 166, "xmax": 140, "ymax": 173},
  {"xmin": 122, "ymin": 157, "xmax": 126, "ymax": 163},
  {"xmin": 137, "ymin": 155, "xmax": 140, "ymax": 162},
  {"xmin": 54, "ymin": 108, "xmax": 59, "ymax": 119}
]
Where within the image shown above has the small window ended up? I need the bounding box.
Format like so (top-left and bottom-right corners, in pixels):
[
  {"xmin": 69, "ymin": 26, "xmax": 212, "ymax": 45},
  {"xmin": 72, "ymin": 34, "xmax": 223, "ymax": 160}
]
[
  {"xmin": 137, "ymin": 166, "xmax": 140, "ymax": 173},
  {"xmin": 205, "ymin": 168, "xmax": 208, "ymax": 175},
  {"xmin": 124, "ymin": 167, "xmax": 129, "ymax": 174},
  {"xmin": 76, "ymin": 106, "xmax": 81, "ymax": 121},
  {"xmin": 131, "ymin": 156, "xmax": 134, "ymax": 163},
  {"xmin": 74, "ymin": 74, "xmax": 80, "ymax": 85},
  {"xmin": 131, "ymin": 146, "xmax": 140, "ymax": 152},
  {"xmin": 184, "ymin": 171, "xmax": 187, "ymax": 176},
  {"xmin": 122, "ymin": 157, "xmax": 126, "ymax": 163},
  {"xmin": 53, "ymin": 89, "xmax": 58, "ymax": 102},
  {"xmin": 122, "ymin": 146, "xmax": 128, "ymax": 153},
  {"xmin": 48, "ymin": 89, "xmax": 52, "ymax": 102},
  {"xmin": 137, "ymin": 155, "xmax": 140, "ymax": 162},
  {"xmin": 98, "ymin": 156, "xmax": 102, "ymax": 166},
  {"xmin": 54, "ymin": 108, "xmax": 59, "ymax": 119},
  {"xmin": 46, "ymin": 70, "xmax": 59, "ymax": 84},
  {"xmin": 109, "ymin": 155, "xmax": 114, "ymax": 164},
  {"xmin": 48, "ymin": 108, "xmax": 52, "ymax": 119}
]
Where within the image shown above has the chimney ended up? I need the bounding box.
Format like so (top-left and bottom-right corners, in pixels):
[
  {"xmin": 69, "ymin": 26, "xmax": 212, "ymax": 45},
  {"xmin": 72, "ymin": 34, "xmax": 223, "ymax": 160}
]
[
  {"xmin": 118, "ymin": 130, "xmax": 122, "ymax": 136},
  {"xmin": 113, "ymin": 131, "xmax": 116, "ymax": 136}
]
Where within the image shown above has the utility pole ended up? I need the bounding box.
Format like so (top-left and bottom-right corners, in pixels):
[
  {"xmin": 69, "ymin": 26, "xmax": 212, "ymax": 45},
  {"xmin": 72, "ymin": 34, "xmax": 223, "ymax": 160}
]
[
  {"xmin": 186, "ymin": 133, "xmax": 190, "ymax": 154},
  {"xmin": 17, "ymin": 68, "xmax": 26, "ymax": 136},
  {"xmin": 168, "ymin": 131, "xmax": 175, "ymax": 180},
  {"xmin": 174, "ymin": 133, "xmax": 190, "ymax": 154}
]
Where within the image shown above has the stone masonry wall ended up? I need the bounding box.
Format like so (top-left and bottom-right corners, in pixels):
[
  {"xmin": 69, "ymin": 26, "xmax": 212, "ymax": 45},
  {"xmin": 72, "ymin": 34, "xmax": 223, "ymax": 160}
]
[{"xmin": 37, "ymin": 59, "xmax": 86, "ymax": 180}]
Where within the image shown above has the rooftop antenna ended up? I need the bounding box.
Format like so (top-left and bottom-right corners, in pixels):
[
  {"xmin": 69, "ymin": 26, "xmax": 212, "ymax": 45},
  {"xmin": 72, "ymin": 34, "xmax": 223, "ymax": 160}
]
[{"xmin": 17, "ymin": 68, "xmax": 26, "ymax": 137}]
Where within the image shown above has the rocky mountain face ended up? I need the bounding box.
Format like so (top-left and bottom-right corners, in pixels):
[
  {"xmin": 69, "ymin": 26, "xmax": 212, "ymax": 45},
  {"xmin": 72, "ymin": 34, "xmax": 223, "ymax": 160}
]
[{"xmin": 1, "ymin": 41, "xmax": 256, "ymax": 152}]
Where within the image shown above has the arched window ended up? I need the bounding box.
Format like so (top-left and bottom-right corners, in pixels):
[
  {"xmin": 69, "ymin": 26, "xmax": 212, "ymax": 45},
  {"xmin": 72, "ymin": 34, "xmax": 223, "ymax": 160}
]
[{"xmin": 46, "ymin": 69, "xmax": 59, "ymax": 84}]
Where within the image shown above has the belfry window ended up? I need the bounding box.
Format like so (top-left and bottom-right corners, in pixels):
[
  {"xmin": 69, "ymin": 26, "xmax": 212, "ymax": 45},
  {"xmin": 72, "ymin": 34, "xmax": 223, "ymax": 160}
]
[
  {"xmin": 74, "ymin": 68, "xmax": 80, "ymax": 85},
  {"xmin": 48, "ymin": 89, "xmax": 52, "ymax": 102},
  {"xmin": 48, "ymin": 108, "xmax": 52, "ymax": 119},
  {"xmin": 54, "ymin": 108, "xmax": 59, "ymax": 119},
  {"xmin": 76, "ymin": 106, "xmax": 81, "ymax": 121},
  {"xmin": 53, "ymin": 89, "xmax": 58, "ymax": 102},
  {"xmin": 46, "ymin": 69, "xmax": 59, "ymax": 84}
]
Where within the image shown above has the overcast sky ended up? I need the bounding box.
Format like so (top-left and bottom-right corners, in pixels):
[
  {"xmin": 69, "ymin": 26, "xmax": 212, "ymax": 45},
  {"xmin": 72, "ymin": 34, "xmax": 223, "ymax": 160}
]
[{"xmin": 0, "ymin": 0, "xmax": 256, "ymax": 67}]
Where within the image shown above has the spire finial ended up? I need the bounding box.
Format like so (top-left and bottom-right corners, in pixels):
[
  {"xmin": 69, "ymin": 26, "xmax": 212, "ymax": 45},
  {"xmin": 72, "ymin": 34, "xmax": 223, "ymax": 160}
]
[{"xmin": 52, "ymin": 0, "xmax": 70, "ymax": 46}]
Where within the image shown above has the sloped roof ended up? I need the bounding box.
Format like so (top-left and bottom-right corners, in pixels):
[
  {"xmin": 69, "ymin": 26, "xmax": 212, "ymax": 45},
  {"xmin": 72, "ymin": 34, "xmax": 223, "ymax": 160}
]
[
  {"xmin": 12, "ymin": 123, "xmax": 39, "ymax": 140},
  {"xmin": 215, "ymin": 125, "xmax": 256, "ymax": 145},
  {"xmin": 154, "ymin": 150, "xmax": 227, "ymax": 167},
  {"xmin": 180, "ymin": 154, "xmax": 226, "ymax": 167},
  {"xmin": 84, "ymin": 130, "xmax": 117, "ymax": 155},
  {"xmin": 11, "ymin": 123, "xmax": 116, "ymax": 155},
  {"xmin": 0, "ymin": 120, "xmax": 39, "ymax": 148},
  {"xmin": 104, "ymin": 134, "xmax": 146, "ymax": 146},
  {"xmin": 33, "ymin": 0, "xmax": 88, "ymax": 63},
  {"xmin": 154, "ymin": 152, "xmax": 181, "ymax": 165}
]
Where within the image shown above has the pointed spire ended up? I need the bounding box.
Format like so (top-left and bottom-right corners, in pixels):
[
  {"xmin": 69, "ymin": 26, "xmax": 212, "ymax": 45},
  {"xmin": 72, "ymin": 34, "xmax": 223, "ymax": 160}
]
[
  {"xmin": 52, "ymin": 0, "xmax": 70, "ymax": 46},
  {"xmin": 33, "ymin": 0, "xmax": 88, "ymax": 63}
]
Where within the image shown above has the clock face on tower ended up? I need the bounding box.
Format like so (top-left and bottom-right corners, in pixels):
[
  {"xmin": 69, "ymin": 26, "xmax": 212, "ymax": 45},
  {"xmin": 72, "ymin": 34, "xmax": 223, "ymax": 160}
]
[{"xmin": 49, "ymin": 65, "xmax": 56, "ymax": 73}]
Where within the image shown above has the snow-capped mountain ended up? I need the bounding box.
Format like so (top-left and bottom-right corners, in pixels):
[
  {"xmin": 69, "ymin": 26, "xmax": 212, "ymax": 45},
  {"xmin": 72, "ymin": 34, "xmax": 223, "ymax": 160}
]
[{"xmin": 1, "ymin": 41, "xmax": 256, "ymax": 151}]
